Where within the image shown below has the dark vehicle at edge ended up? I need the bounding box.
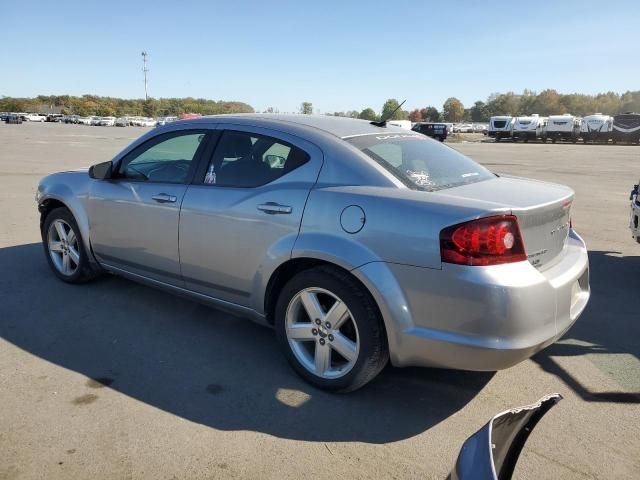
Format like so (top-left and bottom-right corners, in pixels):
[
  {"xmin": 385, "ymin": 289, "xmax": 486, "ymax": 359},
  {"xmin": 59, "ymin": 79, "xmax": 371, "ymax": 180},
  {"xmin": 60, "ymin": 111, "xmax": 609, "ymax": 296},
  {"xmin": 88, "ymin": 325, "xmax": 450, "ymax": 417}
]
[
  {"xmin": 5, "ymin": 113, "xmax": 23, "ymax": 124},
  {"xmin": 612, "ymin": 112, "xmax": 640, "ymax": 144},
  {"xmin": 412, "ymin": 122, "xmax": 448, "ymax": 141}
]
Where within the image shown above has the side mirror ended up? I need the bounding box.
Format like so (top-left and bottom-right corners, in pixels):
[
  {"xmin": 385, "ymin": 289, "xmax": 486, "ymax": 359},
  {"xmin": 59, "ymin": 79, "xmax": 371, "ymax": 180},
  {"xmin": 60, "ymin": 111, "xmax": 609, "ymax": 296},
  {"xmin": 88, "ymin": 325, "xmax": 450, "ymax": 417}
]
[{"xmin": 88, "ymin": 161, "xmax": 113, "ymax": 180}]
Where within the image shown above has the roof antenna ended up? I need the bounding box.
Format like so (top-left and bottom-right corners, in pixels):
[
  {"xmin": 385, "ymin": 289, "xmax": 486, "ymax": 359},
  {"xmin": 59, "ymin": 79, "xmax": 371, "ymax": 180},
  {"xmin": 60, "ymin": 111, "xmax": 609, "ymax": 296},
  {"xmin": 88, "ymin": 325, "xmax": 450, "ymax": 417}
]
[{"xmin": 371, "ymin": 100, "xmax": 406, "ymax": 127}]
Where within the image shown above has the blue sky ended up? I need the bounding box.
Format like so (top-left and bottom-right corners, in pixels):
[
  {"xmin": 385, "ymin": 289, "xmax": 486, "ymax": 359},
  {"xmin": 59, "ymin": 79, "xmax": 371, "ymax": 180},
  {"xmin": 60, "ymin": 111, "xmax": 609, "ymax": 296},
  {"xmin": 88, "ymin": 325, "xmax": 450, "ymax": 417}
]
[{"xmin": 2, "ymin": 0, "xmax": 639, "ymax": 113}]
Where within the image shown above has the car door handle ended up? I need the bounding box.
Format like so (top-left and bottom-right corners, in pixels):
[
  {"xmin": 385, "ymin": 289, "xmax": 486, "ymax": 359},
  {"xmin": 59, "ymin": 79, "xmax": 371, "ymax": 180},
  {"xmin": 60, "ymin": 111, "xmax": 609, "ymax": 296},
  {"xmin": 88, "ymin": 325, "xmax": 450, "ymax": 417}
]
[
  {"xmin": 257, "ymin": 202, "xmax": 292, "ymax": 214},
  {"xmin": 151, "ymin": 193, "xmax": 177, "ymax": 203}
]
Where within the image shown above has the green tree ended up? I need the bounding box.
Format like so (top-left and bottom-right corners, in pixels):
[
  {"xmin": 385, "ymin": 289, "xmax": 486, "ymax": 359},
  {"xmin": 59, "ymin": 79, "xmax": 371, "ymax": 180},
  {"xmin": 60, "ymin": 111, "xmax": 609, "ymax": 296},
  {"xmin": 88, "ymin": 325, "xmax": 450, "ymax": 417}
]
[
  {"xmin": 486, "ymin": 92, "xmax": 520, "ymax": 116},
  {"xmin": 300, "ymin": 102, "xmax": 313, "ymax": 114},
  {"xmin": 142, "ymin": 100, "xmax": 159, "ymax": 118},
  {"xmin": 442, "ymin": 97, "xmax": 464, "ymax": 122},
  {"xmin": 381, "ymin": 98, "xmax": 407, "ymax": 120},
  {"xmin": 96, "ymin": 105, "xmax": 116, "ymax": 117},
  {"xmin": 420, "ymin": 107, "xmax": 440, "ymax": 122},
  {"xmin": 621, "ymin": 91, "xmax": 640, "ymax": 113},
  {"xmin": 469, "ymin": 101, "xmax": 489, "ymax": 122},
  {"xmin": 358, "ymin": 108, "xmax": 378, "ymax": 121}
]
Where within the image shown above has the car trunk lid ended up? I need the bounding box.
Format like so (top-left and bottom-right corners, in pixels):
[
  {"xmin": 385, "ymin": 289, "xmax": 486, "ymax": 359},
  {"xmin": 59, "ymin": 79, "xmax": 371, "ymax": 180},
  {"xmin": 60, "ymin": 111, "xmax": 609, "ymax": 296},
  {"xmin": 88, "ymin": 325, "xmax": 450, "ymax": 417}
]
[{"xmin": 435, "ymin": 176, "xmax": 573, "ymax": 268}]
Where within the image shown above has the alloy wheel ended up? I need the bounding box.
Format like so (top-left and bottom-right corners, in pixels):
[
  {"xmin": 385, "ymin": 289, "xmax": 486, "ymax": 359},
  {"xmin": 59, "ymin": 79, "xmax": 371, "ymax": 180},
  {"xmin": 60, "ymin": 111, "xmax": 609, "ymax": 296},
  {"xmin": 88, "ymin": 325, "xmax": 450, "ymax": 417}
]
[
  {"xmin": 285, "ymin": 287, "xmax": 360, "ymax": 379},
  {"xmin": 47, "ymin": 219, "xmax": 80, "ymax": 276}
]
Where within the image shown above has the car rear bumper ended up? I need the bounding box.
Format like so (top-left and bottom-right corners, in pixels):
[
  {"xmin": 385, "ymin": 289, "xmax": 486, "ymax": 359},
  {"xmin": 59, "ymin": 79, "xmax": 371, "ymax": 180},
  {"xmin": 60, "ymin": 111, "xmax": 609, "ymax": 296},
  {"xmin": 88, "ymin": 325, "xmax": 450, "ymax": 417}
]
[{"xmin": 353, "ymin": 229, "xmax": 590, "ymax": 370}]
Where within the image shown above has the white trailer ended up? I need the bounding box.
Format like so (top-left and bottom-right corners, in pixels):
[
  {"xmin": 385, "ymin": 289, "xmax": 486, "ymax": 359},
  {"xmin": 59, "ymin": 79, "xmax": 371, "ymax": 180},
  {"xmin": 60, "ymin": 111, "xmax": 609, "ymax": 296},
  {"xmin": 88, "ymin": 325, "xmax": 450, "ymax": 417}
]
[
  {"xmin": 488, "ymin": 116, "xmax": 514, "ymax": 141},
  {"xmin": 543, "ymin": 114, "xmax": 581, "ymax": 143},
  {"xmin": 512, "ymin": 114, "xmax": 546, "ymax": 142},
  {"xmin": 387, "ymin": 120, "xmax": 412, "ymax": 130},
  {"xmin": 580, "ymin": 114, "xmax": 612, "ymax": 143}
]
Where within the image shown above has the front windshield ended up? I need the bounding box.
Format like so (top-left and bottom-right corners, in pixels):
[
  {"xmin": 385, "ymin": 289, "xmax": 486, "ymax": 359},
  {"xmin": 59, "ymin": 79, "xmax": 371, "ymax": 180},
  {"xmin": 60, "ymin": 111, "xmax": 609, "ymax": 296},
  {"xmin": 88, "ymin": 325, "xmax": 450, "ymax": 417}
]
[{"xmin": 345, "ymin": 133, "xmax": 494, "ymax": 191}]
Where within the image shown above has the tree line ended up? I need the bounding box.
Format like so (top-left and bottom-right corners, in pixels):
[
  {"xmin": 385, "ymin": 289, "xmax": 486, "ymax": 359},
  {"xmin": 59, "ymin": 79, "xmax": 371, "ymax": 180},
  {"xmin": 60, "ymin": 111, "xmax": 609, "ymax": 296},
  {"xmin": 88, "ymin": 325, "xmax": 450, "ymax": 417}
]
[
  {"xmin": 320, "ymin": 89, "xmax": 640, "ymax": 123},
  {"xmin": 0, "ymin": 95, "xmax": 254, "ymax": 117},
  {"xmin": 3, "ymin": 89, "xmax": 640, "ymax": 122}
]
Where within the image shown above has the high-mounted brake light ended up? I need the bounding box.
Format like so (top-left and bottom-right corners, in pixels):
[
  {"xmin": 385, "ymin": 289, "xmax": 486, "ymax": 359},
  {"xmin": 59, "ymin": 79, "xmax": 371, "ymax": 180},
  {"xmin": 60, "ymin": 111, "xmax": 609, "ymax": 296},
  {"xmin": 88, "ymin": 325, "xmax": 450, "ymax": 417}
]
[{"xmin": 440, "ymin": 215, "xmax": 527, "ymax": 266}]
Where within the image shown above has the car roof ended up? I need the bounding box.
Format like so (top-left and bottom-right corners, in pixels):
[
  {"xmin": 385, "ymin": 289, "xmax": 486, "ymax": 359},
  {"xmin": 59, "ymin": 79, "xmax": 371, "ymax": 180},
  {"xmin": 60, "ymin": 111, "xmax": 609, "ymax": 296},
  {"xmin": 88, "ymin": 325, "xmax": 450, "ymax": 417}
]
[{"xmin": 172, "ymin": 113, "xmax": 408, "ymax": 139}]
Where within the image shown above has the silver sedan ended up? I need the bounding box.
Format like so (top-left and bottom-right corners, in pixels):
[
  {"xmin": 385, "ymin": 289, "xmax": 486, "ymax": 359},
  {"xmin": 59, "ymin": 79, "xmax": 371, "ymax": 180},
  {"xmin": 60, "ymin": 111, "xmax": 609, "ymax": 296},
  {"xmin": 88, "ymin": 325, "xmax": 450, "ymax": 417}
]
[{"xmin": 36, "ymin": 114, "xmax": 590, "ymax": 391}]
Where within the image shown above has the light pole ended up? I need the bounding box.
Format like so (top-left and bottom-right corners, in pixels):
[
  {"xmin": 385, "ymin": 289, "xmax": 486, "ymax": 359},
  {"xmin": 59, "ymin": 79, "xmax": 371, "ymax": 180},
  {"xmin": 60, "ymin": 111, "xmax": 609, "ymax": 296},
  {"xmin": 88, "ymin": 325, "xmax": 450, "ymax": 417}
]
[{"xmin": 141, "ymin": 51, "xmax": 149, "ymax": 102}]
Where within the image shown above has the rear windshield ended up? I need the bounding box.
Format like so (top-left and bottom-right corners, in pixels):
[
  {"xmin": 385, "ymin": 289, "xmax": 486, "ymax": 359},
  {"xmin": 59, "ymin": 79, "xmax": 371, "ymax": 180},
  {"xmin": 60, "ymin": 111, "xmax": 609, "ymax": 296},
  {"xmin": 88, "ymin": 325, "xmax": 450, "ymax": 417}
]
[{"xmin": 345, "ymin": 133, "xmax": 494, "ymax": 191}]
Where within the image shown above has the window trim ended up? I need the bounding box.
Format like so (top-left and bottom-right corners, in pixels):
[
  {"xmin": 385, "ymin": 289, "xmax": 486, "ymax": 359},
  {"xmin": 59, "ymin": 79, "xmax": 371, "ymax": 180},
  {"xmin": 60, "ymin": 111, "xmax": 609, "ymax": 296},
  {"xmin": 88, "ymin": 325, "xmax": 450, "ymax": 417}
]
[
  {"xmin": 195, "ymin": 129, "xmax": 311, "ymax": 189},
  {"xmin": 112, "ymin": 129, "xmax": 212, "ymax": 185}
]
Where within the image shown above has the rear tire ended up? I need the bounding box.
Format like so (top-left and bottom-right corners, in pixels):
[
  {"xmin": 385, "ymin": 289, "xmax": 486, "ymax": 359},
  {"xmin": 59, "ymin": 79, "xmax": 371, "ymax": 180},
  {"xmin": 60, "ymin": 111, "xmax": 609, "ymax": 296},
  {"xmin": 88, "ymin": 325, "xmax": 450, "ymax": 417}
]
[
  {"xmin": 275, "ymin": 266, "xmax": 388, "ymax": 392},
  {"xmin": 42, "ymin": 207, "xmax": 101, "ymax": 283}
]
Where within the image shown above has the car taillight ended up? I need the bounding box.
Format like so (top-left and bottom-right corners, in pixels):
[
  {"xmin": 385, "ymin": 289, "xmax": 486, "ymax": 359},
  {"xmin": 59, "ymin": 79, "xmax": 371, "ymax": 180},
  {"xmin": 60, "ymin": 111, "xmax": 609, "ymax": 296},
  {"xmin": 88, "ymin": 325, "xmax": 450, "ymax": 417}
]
[{"xmin": 440, "ymin": 215, "xmax": 527, "ymax": 266}]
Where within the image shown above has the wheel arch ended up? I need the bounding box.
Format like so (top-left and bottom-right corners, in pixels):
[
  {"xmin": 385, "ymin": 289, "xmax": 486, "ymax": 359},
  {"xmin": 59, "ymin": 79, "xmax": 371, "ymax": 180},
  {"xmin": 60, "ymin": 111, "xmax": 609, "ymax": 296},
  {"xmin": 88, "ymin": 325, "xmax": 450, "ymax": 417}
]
[
  {"xmin": 38, "ymin": 191, "xmax": 97, "ymax": 265},
  {"xmin": 263, "ymin": 257, "xmax": 379, "ymax": 325}
]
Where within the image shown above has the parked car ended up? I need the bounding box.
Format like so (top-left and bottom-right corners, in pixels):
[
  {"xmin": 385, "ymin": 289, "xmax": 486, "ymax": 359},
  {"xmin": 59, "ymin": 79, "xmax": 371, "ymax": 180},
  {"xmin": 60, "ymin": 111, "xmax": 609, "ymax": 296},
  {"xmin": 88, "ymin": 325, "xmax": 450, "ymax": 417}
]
[
  {"xmin": 46, "ymin": 114, "xmax": 64, "ymax": 122},
  {"xmin": 115, "ymin": 117, "xmax": 130, "ymax": 127},
  {"xmin": 178, "ymin": 113, "xmax": 202, "ymax": 120},
  {"xmin": 156, "ymin": 116, "xmax": 178, "ymax": 126},
  {"xmin": 0, "ymin": 112, "xmax": 10, "ymax": 121},
  {"xmin": 77, "ymin": 116, "xmax": 92, "ymax": 125},
  {"xmin": 5, "ymin": 113, "xmax": 23, "ymax": 124},
  {"xmin": 631, "ymin": 181, "xmax": 640, "ymax": 243},
  {"xmin": 98, "ymin": 116, "xmax": 116, "ymax": 126},
  {"xmin": 412, "ymin": 122, "xmax": 448, "ymax": 141},
  {"xmin": 36, "ymin": 115, "xmax": 590, "ymax": 392},
  {"xmin": 455, "ymin": 123, "xmax": 474, "ymax": 133},
  {"xmin": 63, "ymin": 115, "xmax": 80, "ymax": 124},
  {"xmin": 26, "ymin": 113, "xmax": 46, "ymax": 122}
]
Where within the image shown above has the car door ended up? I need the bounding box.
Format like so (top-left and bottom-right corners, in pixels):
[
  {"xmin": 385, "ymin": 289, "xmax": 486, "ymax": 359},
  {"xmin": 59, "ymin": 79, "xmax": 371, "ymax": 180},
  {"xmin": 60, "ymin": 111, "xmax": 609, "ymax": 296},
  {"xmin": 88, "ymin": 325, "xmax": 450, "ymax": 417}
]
[
  {"xmin": 87, "ymin": 128, "xmax": 212, "ymax": 285},
  {"xmin": 179, "ymin": 125, "xmax": 323, "ymax": 309}
]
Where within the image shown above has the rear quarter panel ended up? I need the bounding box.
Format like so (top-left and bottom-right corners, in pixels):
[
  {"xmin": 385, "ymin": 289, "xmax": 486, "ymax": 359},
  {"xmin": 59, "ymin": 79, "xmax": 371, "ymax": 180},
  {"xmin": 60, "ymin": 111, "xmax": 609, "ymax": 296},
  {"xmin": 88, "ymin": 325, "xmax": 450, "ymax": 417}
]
[{"xmin": 295, "ymin": 184, "xmax": 508, "ymax": 269}]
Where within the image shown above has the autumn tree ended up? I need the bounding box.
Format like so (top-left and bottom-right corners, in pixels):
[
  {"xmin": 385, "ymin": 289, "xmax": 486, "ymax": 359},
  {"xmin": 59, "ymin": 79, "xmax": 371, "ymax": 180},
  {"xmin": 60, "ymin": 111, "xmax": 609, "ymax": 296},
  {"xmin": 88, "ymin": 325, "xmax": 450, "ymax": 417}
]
[
  {"xmin": 442, "ymin": 97, "xmax": 464, "ymax": 122},
  {"xmin": 408, "ymin": 109, "xmax": 422, "ymax": 122}
]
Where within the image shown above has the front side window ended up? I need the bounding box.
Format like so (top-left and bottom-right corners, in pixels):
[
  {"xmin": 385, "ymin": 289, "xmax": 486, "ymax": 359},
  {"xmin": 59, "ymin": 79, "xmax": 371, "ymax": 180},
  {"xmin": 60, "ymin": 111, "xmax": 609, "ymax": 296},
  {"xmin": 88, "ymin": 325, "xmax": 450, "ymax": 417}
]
[
  {"xmin": 118, "ymin": 132, "xmax": 205, "ymax": 183},
  {"xmin": 345, "ymin": 133, "xmax": 493, "ymax": 191},
  {"xmin": 203, "ymin": 131, "xmax": 309, "ymax": 187}
]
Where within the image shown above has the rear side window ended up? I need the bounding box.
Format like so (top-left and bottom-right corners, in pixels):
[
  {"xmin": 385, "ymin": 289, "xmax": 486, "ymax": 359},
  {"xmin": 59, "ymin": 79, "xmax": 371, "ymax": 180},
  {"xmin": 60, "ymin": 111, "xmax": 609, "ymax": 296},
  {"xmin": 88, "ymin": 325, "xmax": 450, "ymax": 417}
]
[
  {"xmin": 345, "ymin": 133, "xmax": 493, "ymax": 191},
  {"xmin": 204, "ymin": 130, "xmax": 310, "ymax": 188}
]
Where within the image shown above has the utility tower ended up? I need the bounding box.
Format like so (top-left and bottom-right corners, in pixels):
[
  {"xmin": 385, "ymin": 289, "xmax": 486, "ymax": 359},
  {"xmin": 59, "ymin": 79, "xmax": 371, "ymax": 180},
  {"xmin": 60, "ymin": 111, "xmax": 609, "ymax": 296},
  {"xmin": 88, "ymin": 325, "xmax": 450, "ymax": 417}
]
[{"xmin": 141, "ymin": 51, "xmax": 149, "ymax": 101}]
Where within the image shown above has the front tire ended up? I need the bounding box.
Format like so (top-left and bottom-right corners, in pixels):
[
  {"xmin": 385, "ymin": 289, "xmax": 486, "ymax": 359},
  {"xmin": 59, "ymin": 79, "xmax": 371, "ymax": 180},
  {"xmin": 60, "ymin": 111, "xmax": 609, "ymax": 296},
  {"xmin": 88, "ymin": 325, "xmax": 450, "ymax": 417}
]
[
  {"xmin": 275, "ymin": 266, "xmax": 388, "ymax": 392},
  {"xmin": 42, "ymin": 207, "xmax": 101, "ymax": 283}
]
